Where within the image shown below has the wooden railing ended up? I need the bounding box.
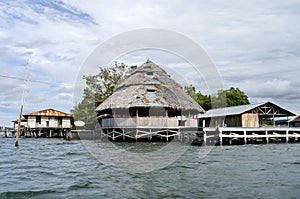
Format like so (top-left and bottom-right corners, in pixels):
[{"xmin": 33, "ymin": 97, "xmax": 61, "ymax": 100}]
[{"xmin": 101, "ymin": 117, "xmax": 198, "ymax": 128}]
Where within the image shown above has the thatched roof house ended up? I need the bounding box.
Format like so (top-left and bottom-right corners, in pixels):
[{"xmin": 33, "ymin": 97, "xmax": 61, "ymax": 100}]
[{"xmin": 96, "ymin": 60, "xmax": 205, "ymax": 140}]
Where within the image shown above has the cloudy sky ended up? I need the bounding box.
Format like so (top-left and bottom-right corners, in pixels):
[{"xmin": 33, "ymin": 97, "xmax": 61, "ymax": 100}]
[{"xmin": 1, "ymin": 0, "xmax": 300, "ymax": 126}]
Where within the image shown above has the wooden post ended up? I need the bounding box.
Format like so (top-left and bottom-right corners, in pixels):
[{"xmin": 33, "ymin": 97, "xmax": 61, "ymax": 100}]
[
  {"xmin": 244, "ymin": 130, "xmax": 247, "ymax": 144},
  {"xmin": 203, "ymin": 130, "xmax": 207, "ymax": 145},
  {"xmin": 49, "ymin": 129, "xmax": 52, "ymax": 138},
  {"xmin": 4, "ymin": 128, "xmax": 7, "ymax": 138},
  {"xmin": 219, "ymin": 129, "xmax": 223, "ymax": 145},
  {"xmin": 266, "ymin": 130, "xmax": 269, "ymax": 144},
  {"xmin": 166, "ymin": 130, "xmax": 169, "ymax": 142},
  {"xmin": 286, "ymin": 130, "xmax": 289, "ymax": 143},
  {"xmin": 136, "ymin": 108, "xmax": 138, "ymax": 141},
  {"xmin": 15, "ymin": 104, "xmax": 23, "ymax": 147},
  {"xmin": 122, "ymin": 129, "xmax": 125, "ymax": 141}
]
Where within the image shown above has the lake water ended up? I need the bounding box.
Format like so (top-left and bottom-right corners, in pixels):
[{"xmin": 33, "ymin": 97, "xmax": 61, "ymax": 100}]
[{"xmin": 0, "ymin": 138, "xmax": 299, "ymax": 199}]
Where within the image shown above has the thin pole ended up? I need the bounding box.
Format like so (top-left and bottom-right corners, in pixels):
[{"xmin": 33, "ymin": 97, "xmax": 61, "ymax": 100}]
[
  {"xmin": 15, "ymin": 60, "xmax": 30, "ymax": 147},
  {"xmin": 15, "ymin": 104, "xmax": 23, "ymax": 147}
]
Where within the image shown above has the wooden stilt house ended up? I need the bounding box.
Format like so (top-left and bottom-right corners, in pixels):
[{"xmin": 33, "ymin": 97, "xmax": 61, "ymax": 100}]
[
  {"xmin": 198, "ymin": 102, "xmax": 295, "ymax": 128},
  {"xmin": 96, "ymin": 60, "xmax": 205, "ymax": 141},
  {"xmin": 23, "ymin": 108, "xmax": 73, "ymax": 138}
]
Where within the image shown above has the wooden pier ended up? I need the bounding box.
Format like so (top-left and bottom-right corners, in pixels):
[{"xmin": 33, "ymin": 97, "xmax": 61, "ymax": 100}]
[
  {"xmin": 0, "ymin": 128, "xmax": 15, "ymax": 138},
  {"xmin": 66, "ymin": 126, "xmax": 300, "ymax": 146},
  {"xmin": 203, "ymin": 127, "xmax": 300, "ymax": 145},
  {"xmin": 23, "ymin": 127, "xmax": 69, "ymax": 138}
]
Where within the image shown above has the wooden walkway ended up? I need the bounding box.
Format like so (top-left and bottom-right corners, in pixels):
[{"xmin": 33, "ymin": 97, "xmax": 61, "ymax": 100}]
[
  {"xmin": 203, "ymin": 127, "xmax": 300, "ymax": 145},
  {"xmin": 0, "ymin": 129, "xmax": 15, "ymax": 138}
]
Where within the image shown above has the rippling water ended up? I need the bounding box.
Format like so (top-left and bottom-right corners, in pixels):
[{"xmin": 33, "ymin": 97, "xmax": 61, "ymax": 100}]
[{"xmin": 1, "ymin": 138, "xmax": 299, "ymax": 199}]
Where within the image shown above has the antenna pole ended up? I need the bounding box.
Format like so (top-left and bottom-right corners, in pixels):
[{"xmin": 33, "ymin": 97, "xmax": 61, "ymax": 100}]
[{"xmin": 15, "ymin": 61, "xmax": 30, "ymax": 147}]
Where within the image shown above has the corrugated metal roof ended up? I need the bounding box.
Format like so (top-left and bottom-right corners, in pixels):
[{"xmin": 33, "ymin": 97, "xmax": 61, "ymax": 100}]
[
  {"xmin": 198, "ymin": 103, "xmax": 265, "ymax": 118},
  {"xmin": 198, "ymin": 102, "xmax": 295, "ymax": 118}
]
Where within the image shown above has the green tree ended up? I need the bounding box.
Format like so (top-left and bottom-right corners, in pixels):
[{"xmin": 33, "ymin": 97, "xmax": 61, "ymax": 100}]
[
  {"xmin": 184, "ymin": 85, "xmax": 211, "ymax": 111},
  {"xmin": 185, "ymin": 85, "xmax": 249, "ymax": 110},
  {"xmin": 218, "ymin": 87, "xmax": 250, "ymax": 107},
  {"xmin": 71, "ymin": 62, "xmax": 137, "ymax": 126},
  {"xmin": 184, "ymin": 85, "xmax": 197, "ymax": 101},
  {"xmin": 195, "ymin": 92, "xmax": 211, "ymax": 110}
]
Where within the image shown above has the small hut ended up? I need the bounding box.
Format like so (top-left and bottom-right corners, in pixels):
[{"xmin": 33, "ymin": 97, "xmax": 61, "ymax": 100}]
[
  {"xmin": 23, "ymin": 108, "xmax": 73, "ymax": 138},
  {"xmin": 12, "ymin": 117, "xmax": 28, "ymax": 129},
  {"xmin": 198, "ymin": 102, "xmax": 295, "ymax": 128},
  {"xmin": 96, "ymin": 60, "xmax": 205, "ymax": 141}
]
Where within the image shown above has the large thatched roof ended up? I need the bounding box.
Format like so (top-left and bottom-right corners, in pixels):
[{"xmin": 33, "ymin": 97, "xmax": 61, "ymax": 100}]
[{"xmin": 96, "ymin": 60, "xmax": 205, "ymax": 114}]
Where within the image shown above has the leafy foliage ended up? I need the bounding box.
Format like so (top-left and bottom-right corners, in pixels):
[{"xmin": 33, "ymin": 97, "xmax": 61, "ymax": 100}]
[
  {"xmin": 185, "ymin": 85, "xmax": 250, "ymax": 110},
  {"xmin": 71, "ymin": 62, "xmax": 137, "ymax": 126},
  {"xmin": 222, "ymin": 87, "xmax": 250, "ymax": 107},
  {"xmin": 184, "ymin": 85, "xmax": 211, "ymax": 111}
]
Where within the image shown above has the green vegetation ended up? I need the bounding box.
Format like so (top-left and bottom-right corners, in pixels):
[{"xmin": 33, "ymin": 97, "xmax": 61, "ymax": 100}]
[
  {"xmin": 184, "ymin": 85, "xmax": 250, "ymax": 110},
  {"xmin": 71, "ymin": 62, "xmax": 137, "ymax": 126}
]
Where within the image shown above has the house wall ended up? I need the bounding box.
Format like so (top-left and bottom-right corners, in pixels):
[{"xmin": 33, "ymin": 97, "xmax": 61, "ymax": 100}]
[
  {"xmin": 199, "ymin": 117, "xmax": 226, "ymax": 127},
  {"xmin": 242, "ymin": 113, "xmax": 259, "ymax": 127},
  {"xmin": 186, "ymin": 118, "xmax": 198, "ymax": 127},
  {"xmin": 200, "ymin": 114, "xmax": 259, "ymax": 127},
  {"xmin": 62, "ymin": 118, "xmax": 71, "ymax": 128},
  {"xmin": 28, "ymin": 116, "xmax": 36, "ymax": 128},
  {"xmin": 291, "ymin": 122, "xmax": 300, "ymax": 127},
  {"xmin": 225, "ymin": 115, "xmax": 242, "ymax": 127},
  {"xmin": 27, "ymin": 116, "xmax": 71, "ymax": 128},
  {"xmin": 49, "ymin": 117, "xmax": 58, "ymax": 128},
  {"xmin": 41, "ymin": 116, "xmax": 48, "ymax": 128}
]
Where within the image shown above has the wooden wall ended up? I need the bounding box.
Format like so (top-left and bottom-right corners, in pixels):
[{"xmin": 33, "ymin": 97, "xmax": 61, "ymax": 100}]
[
  {"xmin": 27, "ymin": 116, "xmax": 71, "ymax": 129},
  {"xmin": 241, "ymin": 113, "xmax": 259, "ymax": 127},
  {"xmin": 225, "ymin": 115, "xmax": 242, "ymax": 127}
]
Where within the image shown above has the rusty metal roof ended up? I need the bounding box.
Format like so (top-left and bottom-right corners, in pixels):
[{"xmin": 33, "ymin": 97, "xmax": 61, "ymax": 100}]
[
  {"xmin": 289, "ymin": 115, "xmax": 300, "ymax": 123},
  {"xmin": 11, "ymin": 117, "xmax": 27, "ymax": 123},
  {"xmin": 23, "ymin": 108, "xmax": 72, "ymax": 117}
]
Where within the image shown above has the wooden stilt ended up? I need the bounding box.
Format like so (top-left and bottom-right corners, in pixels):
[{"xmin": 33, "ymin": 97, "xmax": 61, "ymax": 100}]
[
  {"xmin": 203, "ymin": 130, "xmax": 207, "ymax": 145},
  {"xmin": 4, "ymin": 128, "xmax": 7, "ymax": 138},
  {"xmin": 219, "ymin": 130, "xmax": 223, "ymax": 145},
  {"xmin": 15, "ymin": 104, "xmax": 23, "ymax": 147},
  {"xmin": 166, "ymin": 130, "xmax": 169, "ymax": 142},
  {"xmin": 136, "ymin": 108, "xmax": 138, "ymax": 141},
  {"xmin": 122, "ymin": 129, "xmax": 125, "ymax": 141}
]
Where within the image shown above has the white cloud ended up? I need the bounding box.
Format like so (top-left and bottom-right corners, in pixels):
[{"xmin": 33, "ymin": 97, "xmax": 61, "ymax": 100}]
[{"xmin": 1, "ymin": 0, "xmax": 300, "ymax": 126}]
